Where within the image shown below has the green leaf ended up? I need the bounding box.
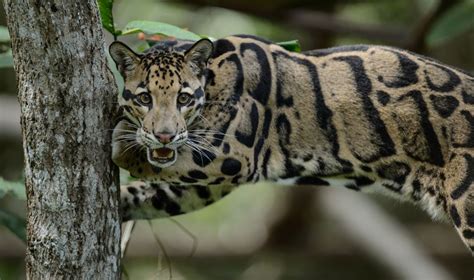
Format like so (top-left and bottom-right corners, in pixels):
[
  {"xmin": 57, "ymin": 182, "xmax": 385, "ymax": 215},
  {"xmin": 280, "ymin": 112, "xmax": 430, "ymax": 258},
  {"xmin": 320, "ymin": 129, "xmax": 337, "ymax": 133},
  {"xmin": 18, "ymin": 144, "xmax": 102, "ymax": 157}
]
[
  {"xmin": 122, "ymin": 20, "xmax": 201, "ymax": 41},
  {"xmin": 98, "ymin": 0, "xmax": 120, "ymax": 36},
  {"xmin": 136, "ymin": 42, "xmax": 151, "ymax": 53},
  {"xmin": 0, "ymin": 25, "xmax": 10, "ymax": 42},
  {"xmin": 0, "ymin": 209, "xmax": 26, "ymax": 242},
  {"xmin": 277, "ymin": 40, "xmax": 301, "ymax": 52},
  {"xmin": 146, "ymin": 40, "xmax": 158, "ymax": 48},
  {"xmin": 0, "ymin": 177, "xmax": 26, "ymax": 200},
  {"xmin": 427, "ymin": 0, "xmax": 474, "ymax": 46}
]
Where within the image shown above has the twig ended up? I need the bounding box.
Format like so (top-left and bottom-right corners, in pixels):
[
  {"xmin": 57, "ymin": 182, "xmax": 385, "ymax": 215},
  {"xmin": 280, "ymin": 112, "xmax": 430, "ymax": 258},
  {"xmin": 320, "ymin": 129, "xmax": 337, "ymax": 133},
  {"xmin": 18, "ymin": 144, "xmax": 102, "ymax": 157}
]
[
  {"xmin": 121, "ymin": 220, "xmax": 136, "ymax": 259},
  {"xmin": 168, "ymin": 217, "xmax": 198, "ymax": 259},
  {"xmin": 147, "ymin": 220, "xmax": 173, "ymax": 280}
]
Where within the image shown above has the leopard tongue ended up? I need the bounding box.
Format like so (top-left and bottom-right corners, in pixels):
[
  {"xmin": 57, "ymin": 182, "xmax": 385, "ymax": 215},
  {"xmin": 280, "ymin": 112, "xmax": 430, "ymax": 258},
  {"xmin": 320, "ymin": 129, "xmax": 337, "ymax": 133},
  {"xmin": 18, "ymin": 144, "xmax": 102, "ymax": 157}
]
[{"xmin": 152, "ymin": 148, "xmax": 174, "ymax": 159}]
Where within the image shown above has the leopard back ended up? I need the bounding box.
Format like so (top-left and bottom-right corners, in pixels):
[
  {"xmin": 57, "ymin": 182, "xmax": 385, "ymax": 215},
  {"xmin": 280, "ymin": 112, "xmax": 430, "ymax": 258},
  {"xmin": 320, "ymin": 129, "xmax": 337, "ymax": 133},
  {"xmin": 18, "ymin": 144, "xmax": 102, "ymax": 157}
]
[{"xmin": 112, "ymin": 35, "xmax": 474, "ymax": 253}]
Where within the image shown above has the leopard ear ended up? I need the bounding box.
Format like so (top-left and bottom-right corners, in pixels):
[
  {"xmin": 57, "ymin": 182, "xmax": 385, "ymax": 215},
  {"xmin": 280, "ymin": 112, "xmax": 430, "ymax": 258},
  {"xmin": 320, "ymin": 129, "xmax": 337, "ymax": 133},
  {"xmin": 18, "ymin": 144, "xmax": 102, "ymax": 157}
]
[
  {"xmin": 184, "ymin": 39, "xmax": 213, "ymax": 75},
  {"xmin": 109, "ymin": 41, "xmax": 140, "ymax": 78}
]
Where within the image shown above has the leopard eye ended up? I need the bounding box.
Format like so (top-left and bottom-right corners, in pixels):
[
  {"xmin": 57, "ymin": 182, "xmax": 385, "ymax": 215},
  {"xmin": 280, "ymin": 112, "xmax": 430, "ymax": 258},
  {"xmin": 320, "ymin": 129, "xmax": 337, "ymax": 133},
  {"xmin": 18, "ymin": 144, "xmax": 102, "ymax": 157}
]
[
  {"xmin": 137, "ymin": 93, "xmax": 152, "ymax": 105},
  {"xmin": 177, "ymin": 93, "xmax": 192, "ymax": 105}
]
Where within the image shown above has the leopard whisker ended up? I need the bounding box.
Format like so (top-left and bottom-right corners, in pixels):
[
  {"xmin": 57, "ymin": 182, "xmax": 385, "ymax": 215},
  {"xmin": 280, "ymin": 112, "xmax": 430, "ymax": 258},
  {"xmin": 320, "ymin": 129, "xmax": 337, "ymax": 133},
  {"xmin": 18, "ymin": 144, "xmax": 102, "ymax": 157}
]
[
  {"xmin": 186, "ymin": 139, "xmax": 217, "ymax": 159},
  {"xmin": 185, "ymin": 142, "xmax": 211, "ymax": 164},
  {"xmin": 188, "ymin": 134, "xmax": 218, "ymax": 150},
  {"xmin": 189, "ymin": 133, "xmax": 233, "ymax": 144},
  {"xmin": 113, "ymin": 128, "xmax": 138, "ymax": 133},
  {"xmin": 114, "ymin": 134, "xmax": 138, "ymax": 141},
  {"xmin": 120, "ymin": 141, "xmax": 142, "ymax": 156},
  {"xmin": 188, "ymin": 129, "xmax": 234, "ymax": 138},
  {"xmin": 188, "ymin": 138, "xmax": 220, "ymax": 155}
]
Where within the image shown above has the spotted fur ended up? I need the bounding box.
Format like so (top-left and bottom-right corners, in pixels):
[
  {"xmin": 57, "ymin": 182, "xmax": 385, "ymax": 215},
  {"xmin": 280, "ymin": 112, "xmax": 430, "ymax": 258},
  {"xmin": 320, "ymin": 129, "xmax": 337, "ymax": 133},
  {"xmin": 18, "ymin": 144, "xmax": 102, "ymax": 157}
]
[{"xmin": 110, "ymin": 35, "xmax": 474, "ymax": 254}]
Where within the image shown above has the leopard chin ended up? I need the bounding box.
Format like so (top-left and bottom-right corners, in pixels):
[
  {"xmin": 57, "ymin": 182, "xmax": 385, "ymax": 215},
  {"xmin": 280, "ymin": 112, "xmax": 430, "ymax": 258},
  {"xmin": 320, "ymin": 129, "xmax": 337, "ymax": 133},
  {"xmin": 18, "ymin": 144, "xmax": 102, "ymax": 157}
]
[{"xmin": 147, "ymin": 147, "xmax": 177, "ymax": 168}]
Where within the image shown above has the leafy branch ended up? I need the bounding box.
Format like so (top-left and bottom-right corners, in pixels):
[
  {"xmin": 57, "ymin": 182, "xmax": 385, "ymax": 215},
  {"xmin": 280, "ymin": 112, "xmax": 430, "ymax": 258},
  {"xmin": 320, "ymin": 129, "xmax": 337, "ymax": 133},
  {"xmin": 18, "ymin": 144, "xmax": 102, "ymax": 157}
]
[{"xmin": 97, "ymin": 0, "xmax": 301, "ymax": 51}]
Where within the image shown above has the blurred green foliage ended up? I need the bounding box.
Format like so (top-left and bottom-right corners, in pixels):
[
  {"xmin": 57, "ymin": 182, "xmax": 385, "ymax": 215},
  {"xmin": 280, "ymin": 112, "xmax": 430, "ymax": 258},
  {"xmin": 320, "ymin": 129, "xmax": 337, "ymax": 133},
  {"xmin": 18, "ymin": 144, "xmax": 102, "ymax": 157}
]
[
  {"xmin": 0, "ymin": 177, "xmax": 25, "ymax": 200},
  {"xmin": 428, "ymin": 0, "xmax": 474, "ymax": 46},
  {"xmin": 0, "ymin": 177, "xmax": 26, "ymax": 242},
  {"xmin": 0, "ymin": 49, "xmax": 12, "ymax": 68},
  {"xmin": 0, "ymin": 25, "xmax": 12, "ymax": 68},
  {"xmin": 0, "ymin": 209, "xmax": 26, "ymax": 243},
  {"xmin": 0, "ymin": 25, "xmax": 9, "ymax": 42}
]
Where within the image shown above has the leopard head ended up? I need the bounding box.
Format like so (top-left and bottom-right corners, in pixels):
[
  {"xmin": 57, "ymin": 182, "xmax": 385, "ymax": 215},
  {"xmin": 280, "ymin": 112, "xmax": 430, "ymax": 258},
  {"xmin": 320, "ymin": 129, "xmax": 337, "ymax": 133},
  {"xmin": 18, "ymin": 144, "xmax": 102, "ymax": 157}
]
[{"xmin": 110, "ymin": 39, "xmax": 213, "ymax": 168}]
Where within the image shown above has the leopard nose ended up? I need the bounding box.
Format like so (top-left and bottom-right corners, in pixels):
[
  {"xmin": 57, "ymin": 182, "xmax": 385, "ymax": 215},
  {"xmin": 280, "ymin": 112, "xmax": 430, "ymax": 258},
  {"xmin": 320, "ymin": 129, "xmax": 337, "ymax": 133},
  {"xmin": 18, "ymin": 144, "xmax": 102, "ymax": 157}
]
[{"xmin": 155, "ymin": 133, "xmax": 175, "ymax": 144}]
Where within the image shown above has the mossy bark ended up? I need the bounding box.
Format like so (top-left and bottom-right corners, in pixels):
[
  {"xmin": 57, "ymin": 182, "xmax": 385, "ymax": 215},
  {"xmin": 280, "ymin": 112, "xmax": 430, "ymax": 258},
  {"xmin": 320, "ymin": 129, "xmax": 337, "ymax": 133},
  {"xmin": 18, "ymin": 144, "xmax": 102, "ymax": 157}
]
[{"xmin": 3, "ymin": 1, "xmax": 120, "ymax": 278}]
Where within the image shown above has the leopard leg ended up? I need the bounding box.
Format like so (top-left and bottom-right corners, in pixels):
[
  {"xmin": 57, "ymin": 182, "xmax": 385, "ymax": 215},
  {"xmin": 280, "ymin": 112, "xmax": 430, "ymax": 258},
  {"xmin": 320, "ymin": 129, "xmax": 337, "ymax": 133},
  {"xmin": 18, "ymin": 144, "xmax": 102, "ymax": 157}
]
[
  {"xmin": 120, "ymin": 181, "xmax": 236, "ymax": 221},
  {"xmin": 449, "ymin": 195, "xmax": 474, "ymax": 255},
  {"xmin": 446, "ymin": 152, "xmax": 474, "ymax": 255}
]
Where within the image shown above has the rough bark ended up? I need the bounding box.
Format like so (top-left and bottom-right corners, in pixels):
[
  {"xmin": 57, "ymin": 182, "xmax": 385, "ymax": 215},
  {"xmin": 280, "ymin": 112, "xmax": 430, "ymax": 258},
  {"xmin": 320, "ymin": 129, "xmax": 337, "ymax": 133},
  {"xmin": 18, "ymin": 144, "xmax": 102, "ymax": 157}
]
[{"xmin": 3, "ymin": 1, "xmax": 120, "ymax": 279}]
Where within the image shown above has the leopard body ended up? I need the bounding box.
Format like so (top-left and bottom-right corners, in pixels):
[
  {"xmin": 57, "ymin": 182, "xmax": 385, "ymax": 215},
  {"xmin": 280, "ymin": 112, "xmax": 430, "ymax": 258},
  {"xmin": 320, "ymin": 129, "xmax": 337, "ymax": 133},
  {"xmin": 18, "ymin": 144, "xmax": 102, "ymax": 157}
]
[{"xmin": 110, "ymin": 35, "xmax": 474, "ymax": 254}]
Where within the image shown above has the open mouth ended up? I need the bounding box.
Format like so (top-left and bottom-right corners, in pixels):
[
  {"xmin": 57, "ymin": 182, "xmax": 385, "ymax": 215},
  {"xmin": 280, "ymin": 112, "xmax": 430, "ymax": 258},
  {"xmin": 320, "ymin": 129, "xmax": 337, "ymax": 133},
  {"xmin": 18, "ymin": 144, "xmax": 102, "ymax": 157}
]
[{"xmin": 149, "ymin": 147, "xmax": 176, "ymax": 165}]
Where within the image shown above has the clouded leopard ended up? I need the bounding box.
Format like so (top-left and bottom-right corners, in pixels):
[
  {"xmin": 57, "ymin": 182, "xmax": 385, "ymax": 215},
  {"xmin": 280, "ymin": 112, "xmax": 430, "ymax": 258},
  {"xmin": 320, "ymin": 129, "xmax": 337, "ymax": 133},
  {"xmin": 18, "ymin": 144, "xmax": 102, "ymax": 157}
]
[{"xmin": 109, "ymin": 35, "xmax": 474, "ymax": 254}]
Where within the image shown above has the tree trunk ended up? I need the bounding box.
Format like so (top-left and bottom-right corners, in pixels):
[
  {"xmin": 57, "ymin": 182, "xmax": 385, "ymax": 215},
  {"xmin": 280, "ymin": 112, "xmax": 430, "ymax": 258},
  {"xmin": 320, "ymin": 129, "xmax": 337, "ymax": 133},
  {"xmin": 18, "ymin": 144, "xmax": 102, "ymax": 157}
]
[{"xmin": 3, "ymin": 1, "xmax": 121, "ymax": 279}]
